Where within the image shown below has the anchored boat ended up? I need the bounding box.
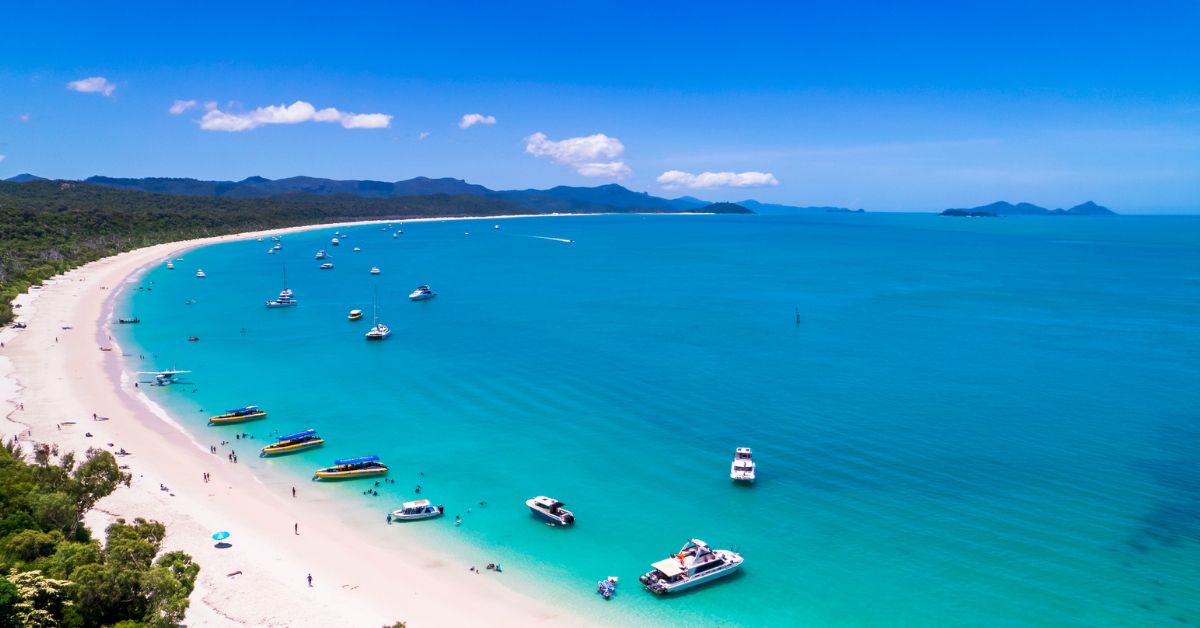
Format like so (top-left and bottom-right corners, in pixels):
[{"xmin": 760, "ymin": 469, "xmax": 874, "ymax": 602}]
[
  {"xmin": 348, "ymin": 309, "xmax": 363, "ymax": 320},
  {"xmin": 390, "ymin": 499, "xmax": 444, "ymax": 521},
  {"xmin": 731, "ymin": 447, "xmax": 756, "ymax": 483},
  {"xmin": 313, "ymin": 455, "xmax": 388, "ymax": 480},
  {"xmin": 409, "ymin": 285, "xmax": 435, "ymax": 300},
  {"xmin": 208, "ymin": 406, "xmax": 267, "ymax": 425},
  {"xmin": 260, "ymin": 429, "xmax": 324, "ymax": 456},
  {"xmin": 639, "ymin": 539, "xmax": 743, "ymax": 594},
  {"xmin": 526, "ymin": 496, "xmax": 575, "ymax": 525}
]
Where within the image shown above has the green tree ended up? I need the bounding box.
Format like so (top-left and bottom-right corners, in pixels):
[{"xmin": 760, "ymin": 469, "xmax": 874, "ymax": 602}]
[{"xmin": 6, "ymin": 570, "xmax": 71, "ymax": 628}]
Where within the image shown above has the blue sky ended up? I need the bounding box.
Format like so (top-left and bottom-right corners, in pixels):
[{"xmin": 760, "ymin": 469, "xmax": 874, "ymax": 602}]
[{"xmin": 2, "ymin": 1, "xmax": 1198, "ymax": 212}]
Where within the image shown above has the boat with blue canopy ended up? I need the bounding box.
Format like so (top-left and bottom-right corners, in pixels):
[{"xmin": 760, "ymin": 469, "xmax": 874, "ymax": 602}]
[
  {"xmin": 208, "ymin": 406, "xmax": 267, "ymax": 425},
  {"xmin": 313, "ymin": 455, "xmax": 388, "ymax": 480},
  {"xmin": 260, "ymin": 429, "xmax": 324, "ymax": 456}
]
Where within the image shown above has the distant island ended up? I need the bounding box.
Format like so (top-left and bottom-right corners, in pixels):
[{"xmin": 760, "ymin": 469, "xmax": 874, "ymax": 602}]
[
  {"xmin": 941, "ymin": 201, "xmax": 1115, "ymax": 216},
  {"xmin": 696, "ymin": 202, "xmax": 753, "ymax": 214},
  {"xmin": 827, "ymin": 208, "xmax": 865, "ymax": 213}
]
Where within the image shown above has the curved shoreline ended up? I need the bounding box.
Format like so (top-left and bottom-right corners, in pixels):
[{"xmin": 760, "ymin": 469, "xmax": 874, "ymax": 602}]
[{"xmin": 1, "ymin": 216, "xmax": 603, "ymax": 628}]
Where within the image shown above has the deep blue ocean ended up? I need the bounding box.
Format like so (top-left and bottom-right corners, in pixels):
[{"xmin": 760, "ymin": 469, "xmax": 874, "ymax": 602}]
[{"xmin": 113, "ymin": 213, "xmax": 1200, "ymax": 627}]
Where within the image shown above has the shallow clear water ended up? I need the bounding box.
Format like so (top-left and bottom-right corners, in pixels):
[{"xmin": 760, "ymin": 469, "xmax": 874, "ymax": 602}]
[{"xmin": 114, "ymin": 214, "xmax": 1200, "ymax": 627}]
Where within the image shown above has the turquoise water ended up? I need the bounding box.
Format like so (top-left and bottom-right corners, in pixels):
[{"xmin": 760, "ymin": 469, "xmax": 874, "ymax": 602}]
[{"xmin": 114, "ymin": 214, "xmax": 1200, "ymax": 627}]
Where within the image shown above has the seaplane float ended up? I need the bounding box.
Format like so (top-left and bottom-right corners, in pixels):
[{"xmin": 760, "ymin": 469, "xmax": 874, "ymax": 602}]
[{"xmin": 137, "ymin": 366, "xmax": 191, "ymax": 386}]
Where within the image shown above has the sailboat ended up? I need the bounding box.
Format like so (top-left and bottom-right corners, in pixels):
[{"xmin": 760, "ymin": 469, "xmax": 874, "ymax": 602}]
[
  {"xmin": 266, "ymin": 264, "xmax": 297, "ymax": 307},
  {"xmin": 365, "ymin": 286, "xmax": 392, "ymax": 340}
]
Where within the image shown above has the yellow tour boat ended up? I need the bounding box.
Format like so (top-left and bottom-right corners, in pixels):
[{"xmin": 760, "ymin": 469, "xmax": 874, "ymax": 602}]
[
  {"xmin": 312, "ymin": 455, "xmax": 388, "ymax": 481},
  {"xmin": 348, "ymin": 309, "xmax": 363, "ymax": 320},
  {"xmin": 260, "ymin": 429, "xmax": 324, "ymax": 457},
  {"xmin": 208, "ymin": 405, "xmax": 267, "ymax": 425}
]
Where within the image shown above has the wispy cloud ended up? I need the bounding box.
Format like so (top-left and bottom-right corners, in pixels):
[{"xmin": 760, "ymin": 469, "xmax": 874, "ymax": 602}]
[
  {"xmin": 524, "ymin": 132, "xmax": 631, "ymax": 179},
  {"xmin": 459, "ymin": 113, "xmax": 496, "ymax": 129},
  {"xmin": 419, "ymin": 132, "xmax": 430, "ymax": 139},
  {"xmin": 18, "ymin": 113, "xmax": 31, "ymax": 122},
  {"xmin": 170, "ymin": 100, "xmax": 198, "ymax": 114},
  {"xmin": 0, "ymin": 155, "xmax": 5, "ymax": 163},
  {"xmin": 657, "ymin": 170, "xmax": 779, "ymax": 189},
  {"xmin": 196, "ymin": 101, "xmax": 393, "ymax": 132},
  {"xmin": 67, "ymin": 77, "xmax": 115, "ymax": 96}
]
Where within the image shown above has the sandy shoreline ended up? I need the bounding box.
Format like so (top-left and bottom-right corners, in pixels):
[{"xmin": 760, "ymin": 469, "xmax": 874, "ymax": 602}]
[{"xmin": 1, "ymin": 216, "xmax": 603, "ymax": 628}]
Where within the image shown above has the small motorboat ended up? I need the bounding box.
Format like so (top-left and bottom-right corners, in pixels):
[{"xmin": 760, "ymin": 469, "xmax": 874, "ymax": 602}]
[
  {"xmin": 260, "ymin": 429, "xmax": 324, "ymax": 456},
  {"xmin": 393, "ymin": 233, "xmax": 397, "ymax": 238},
  {"xmin": 348, "ymin": 309, "xmax": 363, "ymax": 320},
  {"xmin": 370, "ymin": 267, "xmax": 380, "ymax": 275},
  {"xmin": 526, "ymin": 496, "xmax": 574, "ymax": 525},
  {"xmin": 313, "ymin": 455, "xmax": 388, "ymax": 480},
  {"xmin": 258, "ymin": 238, "xmax": 264, "ymax": 242},
  {"xmin": 118, "ymin": 317, "xmax": 140, "ymax": 324},
  {"xmin": 331, "ymin": 238, "xmax": 340, "ymax": 246},
  {"xmin": 320, "ymin": 262, "xmax": 334, "ymax": 269},
  {"xmin": 353, "ymin": 247, "xmax": 361, "ymax": 251},
  {"xmin": 268, "ymin": 249, "xmax": 276, "ymax": 254},
  {"xmin": 208, "ymin": 405, "xmax": 267, "ymax": 425},
  {"xmin": 409, "ymin": 285, "xmax": 435, "ymax": 300},
  {"xmin": 176, "ymin": 258, "xmax": 184, "ymax": 261},
  {"xmin": 731, "ymin": 447, "xmax": 756, "ymax": 483},
  {"xmin": 100, "ymin": 347, "xmax": 113, "ymax": 351},
  {"xmin": 390, "ymin": 500, "xmax": 444, "ymax": 521},
  {"xmin": 495, "ymin": 225, "xmax": 500, "ymax": 229},
  {"xmin": 166, "ymin": 261, "xmax": 175, "ymax": 269},
  {"xmin": 196, "ymin": 269, "xmax": 206, "ymax": 278},
  {"xmin": 597, "ymin": 577, "xmax": 618, "ymax": 600},
  {"xmin": 274, "ymin": 244, "xmax": 282, "ymax": 250},
  {"xmin": 188, "ymin": 336, "xmax": 199, "ymax": 341},
  {"xmin": 271, "ymin": 236, "xmax": 280, "ymax": 241}
]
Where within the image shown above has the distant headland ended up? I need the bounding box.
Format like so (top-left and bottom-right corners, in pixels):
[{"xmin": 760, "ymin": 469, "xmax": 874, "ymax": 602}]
[{"xmin": 940, "ymin": 201, "xmax": 1115, "ymax": 216}]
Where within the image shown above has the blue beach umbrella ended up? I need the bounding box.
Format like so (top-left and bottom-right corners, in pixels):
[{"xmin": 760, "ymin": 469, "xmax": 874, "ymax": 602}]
[{"xmin": 212, "ymin": 531, "xmax": 230, "ymax": 541}]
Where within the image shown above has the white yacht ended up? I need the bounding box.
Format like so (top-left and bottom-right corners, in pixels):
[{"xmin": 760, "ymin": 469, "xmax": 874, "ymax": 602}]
[
  {"xmin": 268, "ymin": 248, "xmax": 276, "ymax": 254},
  {"xmin": 390, "ymin": 500, "xmax": 443, "ymax": 521},
  {"xmin": 526, "ymin": 496, "xmax": 574, "ymax": 525},
  {"xmin": 271, "ymin": 236, "xmax": 280, "ymax": 241},
  {"xmin": 731, "ymin": 447, "xmax": 756, "ymax": 483},
  {"xmin": 331, "ymin": 237, "xmax": 339, "ymax": 246},
  {"xmin": 639, "ymin": 540, "xmax": 743, "ymax": 595},
  {"xmin": 274, "ymin": 244, "xmax": 282, "ymax": 250},
  {"xmin": 315, "ymin": 250, "xmax": 328, "ymax": 259},
  {"xmin": 393, "ymin": 233, "xmax": 398, "ymax": 238},
  {"xmin": 365, "ymin": 287, "xmax": 391, "ymax": 340},
  {"xmin": 409, "ymin": 285, "xmax": 435, "ymax": 300},
  {"xmin": 370, "ymin": 267, "xmax": 380, "ymax": 275},
  {"xmin": 494, "ymin": 225, "xmax": 499, "ymax": 229},
  {"xmin": 353, "ymin": 247, "xmax": 360, "ymax": 251},
  {"xmin": 257, "ymin": 238, "xmax": 264, "ymax": 242},
  {"xmin": 195, "ymin": 269, "xmax": 206, "ymax": 278},
  {"xmin": 320, "ymin": 262, "xmax": 334, "ymax": 269},
  {"xmin": 266, "ymin": 266, "xmax": 297, "ymax": 308},
  {"xmin": 166, "ymin": 261, "xmax": 174, "ymax": 269}
]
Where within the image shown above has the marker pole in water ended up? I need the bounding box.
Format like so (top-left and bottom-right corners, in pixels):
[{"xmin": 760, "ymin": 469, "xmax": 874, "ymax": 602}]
[{"xmin": 796, "ymin": 308, "xmax": 800, "ymax": 324}]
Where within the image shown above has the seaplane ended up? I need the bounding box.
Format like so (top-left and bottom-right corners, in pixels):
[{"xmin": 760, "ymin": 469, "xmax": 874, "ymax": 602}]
[{"xmin": 137, "ymin": 366, "xmax": 191, "ymax": 386}]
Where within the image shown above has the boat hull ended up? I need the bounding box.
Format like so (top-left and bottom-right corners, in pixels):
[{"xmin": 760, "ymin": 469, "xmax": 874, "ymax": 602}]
[
  {"xmin": 410, "ymin": 294, "xmax": 435, "ymax": 301},
  {"xmin": 265, "ymin": 301, "xmax": 297, "ymax": 308},
  {"xmin": 312, "ymin": 466, "xmax": 388, "ymax": 480},
  {"xmin": 391, "ymin": 511, "xmax": 442, "ymax": 521},
  {"xmin": 651, "ymin": 561, "xmax": 741, "ymax": 594},
  {"xmin": 208, "ymin": 411, "xmax": 267, "ymax": 425},
  {"xmin": 526, "ymin": 501, "xmax": 574, "ymax": 525},
  {"xmin": 260, "ymin": 439, "xmax": 324, "ymax": 457}
]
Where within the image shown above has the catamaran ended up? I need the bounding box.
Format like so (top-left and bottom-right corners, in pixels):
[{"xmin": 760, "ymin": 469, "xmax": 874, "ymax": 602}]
[
  {"xmin": 366, "ymin": 286, "xmax": 391, "ymax": 340},
  {"xmin": 313, "ymin": 455, "xmax": 388, "ymax": 480},
  {"xmin": 390, "ymin": 500, "xmax": 444, "ymax": 521},
  {"xmin": 639, "ymin": 539, "xmax": 743, "ymax": 594},
  {"xmin": 266, "ymin": 265, "xmax": 298, "ymax": 308},
  {"xmin": 526, "ymin": 496, "xmax": 575, "ymax": 525},
  {"xmin": 208, "ymin": 405, "xmax": 268, "ymax": 425},
  {"xmin": 731, "ymin": 447, "xmax": 756, "ymax": 483},
  {"xmin": 260, "ymin": 429, "xmax": 324, "ymax": 456},
  {"xmin": 409, "ymin": 285, "xmax": 435, "ymax": 300}
]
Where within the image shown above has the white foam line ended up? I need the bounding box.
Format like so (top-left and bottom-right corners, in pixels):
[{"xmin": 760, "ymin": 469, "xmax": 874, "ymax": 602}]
[{"xmin": 520, "ymin": 235, "xmax": 573, "ymax": 243}]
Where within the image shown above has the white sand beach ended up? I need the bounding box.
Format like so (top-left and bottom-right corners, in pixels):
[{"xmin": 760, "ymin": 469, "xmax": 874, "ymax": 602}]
[{"xmin": 0, "ymin": 219, "xmax": 597, "ymax": 628}]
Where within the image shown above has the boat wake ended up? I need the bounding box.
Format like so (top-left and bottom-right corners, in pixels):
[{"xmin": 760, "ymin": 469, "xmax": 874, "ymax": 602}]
[{"xmin": 517, "ymin": 235, "xmax": 574, "ymax": 243}]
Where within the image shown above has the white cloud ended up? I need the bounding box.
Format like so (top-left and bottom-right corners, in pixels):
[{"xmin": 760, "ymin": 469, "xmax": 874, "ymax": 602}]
[
  {"xmin": 419, "ymin": 132, "xmax": 430, "ymax": 140},
  {"xmin": 0, "ymin": 155, "xmax": 5, "ymax": 162},
  {"xmin": 459, "ymin": 113, "xmax": 496, "ymax": 129},
  {"xmin": 169, "ymin": 100, "xmax": 198, "ymax": 114},
  {"xmin": 656, "ymin": 170, "xmax": 779, "ymax": 189},
  {"xmin": 196, "ymin": 101, "xmax": 393, "ymax": 132},
  {"xmin": 67, "ymin": 77, "xmax": 115, "ymax": 96},
  {"xmin": 204, "ymin": 101, "xmax": 217, "ymax": 111},
  {"xmin": 523, "ymin": 132, "xmax": 631, "ymax": 179},
  {"xmin": 19, "ymin": 113, "xmax": 31, "ymax": 122}
]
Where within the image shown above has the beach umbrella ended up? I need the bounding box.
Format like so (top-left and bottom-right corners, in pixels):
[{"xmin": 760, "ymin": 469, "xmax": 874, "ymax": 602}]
[{"xmin": 212, "ymin": 531, "xmax": 230, "ymax": 541}]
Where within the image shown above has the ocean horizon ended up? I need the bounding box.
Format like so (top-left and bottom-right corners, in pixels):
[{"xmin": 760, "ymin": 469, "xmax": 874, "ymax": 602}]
[{"xmin": 112, "ymin": 212, "xmax": 1200, "ymax": 627}]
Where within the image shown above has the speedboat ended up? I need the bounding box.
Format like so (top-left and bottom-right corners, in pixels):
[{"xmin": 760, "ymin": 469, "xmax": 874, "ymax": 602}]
[
  {"xmin": 320, "ymin": 262, "xmax": 334, "ymax": 269},
  {"xmin": 409, "ymin": 285, "xmax": 435, "ymax": 300},
  {"xmin": 348, "ymin": 309, "xmax": 363, "ymax": 320},
  {"xmin": 370, "ymin": 267, "xmax": 380, "ymax": 275},
  {"xmin": 390, "ymin": 499, "xmax": 444, "ymax": 521},
  {"xmin": 331, "ymin": 238, "xmax": 339, "ymax": 246},
  {"xmin": 260, "ymin": 429, "xmax": 324, "ymax": 456},
  {"xmin": 258, "ymin": 238, "xmax": 264, "ymax": 242},
  {"xmin": 166, "ymin": 261, "xmax": 174, "ymax": 269},
  {"xmin": 639, "ymin": 539, "xmax": 743, "ymax": 595},
  {"xmin": 495, "ymin": 225, "xmax": 500, "ymax": 229},
  {"xmin": 353, "ymin": 247, "xmax": 360, "ymax": 251},
  {"xmin": 526, "ymin": 496, "xmax": 574, "ymax": 525},
  {"xmin": 365, "ymin": 287, "xmax": 391, "ymax": 339},
  {"xmin": 208, "ymin": 405, "xmax": 267, "ymax": 425},
  {"xmin": 315, "ymin": 250, "xmax": 327, "ymax": 259},
  {"xmin": 731, "ymin": 447, "xmax": 756, "ymax": 483},
  {"xmin": 267, "ymin": 249, "xmax": 276, "ymax": 254},
  {"xmin": 196, "ymin": 269, "xmax": 206, "ymax": 278},
  {"xmin": 274, "ymin": 244, "xmax": 282, "ymax": 250},
  {"xmin": 313, "ymin": 455, "xmax": 388, "ymax": 480}
]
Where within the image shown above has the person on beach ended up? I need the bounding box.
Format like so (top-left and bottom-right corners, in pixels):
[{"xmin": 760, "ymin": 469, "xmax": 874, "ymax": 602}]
[
  {"xmin": 292, "ymin": 487, "xmax": 296, "ymax": 497},
  {"xmin": 307, "ymin": 574, "xmax": 312, "ymax": 587},
  {"xmin": 294, "ymin": 523, "xmax": 298, "ymax": 535}
]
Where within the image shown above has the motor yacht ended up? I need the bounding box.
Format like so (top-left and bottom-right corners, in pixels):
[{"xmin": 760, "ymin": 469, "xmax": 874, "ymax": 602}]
[
  {"xmin": 526, "ymin": 496, "xmax": 574, "ymax": 525},
  {"xmin": 390, "ymin": 500, "xmax": 444, "ymax": 521},
  {"xmin": 320, "ymin": 262, "xmax": 334, "ymax": 269},
  {"xmin": 195, "ymin": 269, "xmax": 206, "ymax": 278},
  {"xmin": 353, "ymin": 247, "xmax": 361, "ymax": 251},
  {"xmin": 348, "ymin": 309, "xmax": 363, "ymax": 320},
  {"xmin": 409, "ymin": 285, "xmax": 435, "ymax": 300},
  {"xmin": 166, "ymin": 261, "xmax": 174, "ymax": 269},
  {"xmin": 331, "ymin": 237, "xmax": 339, "ymax": 246},
  {"xmin": 370, "ymin": 267, "xmax": 380, "ymax": 275},
  {"xmin": 274, "ymin": 244, "xmax": 282, "ymax": 250},
  {"xmin": 639, "ymin": 539, "xmax": 743, "ymax": 594},
  {"xmin": 315, "ymin": 250, "xmax": 327, "ymax": 259},
  {"xmin": 365, "ymin": 287, "xmax": 391, "ymax": 339},
  {"xmin": 260, "ymin": 429, "xmax": 324, "ymax": 456},
  {"xmin": 312, "ymin": 455, "xmax": 388, "ymax": 480},
  {"xmin": 268, "ymin": 248, "xmax": 276, "ymax": 255},
  {"xmin": 208, "ymin": 405, "xmax": 267, "ymax": 425},
  {"xmin": 731, "ymin": 447, "xmax": 756, "ymax": 483}
]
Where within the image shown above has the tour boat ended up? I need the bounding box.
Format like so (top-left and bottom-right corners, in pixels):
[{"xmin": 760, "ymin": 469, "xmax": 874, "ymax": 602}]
[
  {"xmin": 331, "ymin": 238, "xmax": 339, "ymax": 246},
  {"xmin": 260, "ymin": 429, "xmax": 324, "ymax": 456},
  {"xmin": 731, "ymin": 447, "xmax": 756, "ymax": 483},
  {"xmin": 390, "ymin": 499, "xmax": 444, "ymax": 521},
  {"xmin": 639, "ymin": 539, "xmax": 743, "ymax": 595},
  {"xmin": 118, "ymin": 317, "xmax": 140, "ymax": 324},
  {"xmin": 208, "ymin": 405, "xmax": 267, "ymax": 425},
  {"xmin": 370, "ymin": 267, "xmax": 380, "ymax": 275},
  {"xmin": 166, "ymin": 261, "xmax": 174, "ymax": 269},
  {"xmin": 320, "ymin": 262, "xmax": 334, "ymax": 269},
  {"xmin": 195, "ymin": 269, "xmax": 206, "ymax": 278},
  {"xmin": 365, "ymin": 287, "xmax": 391, "ymax": 340},
  {"xmin": 409, "ymin": 285, "xmax": 435, "ymax": 300},
  {"xmin": 348, "ymin": 309, "xmax": 363, "ymax": 320},
  {"xmin": 526, "ymin": 496, "xmax": 574, "ymax": 525},
  {"xmin": 312, "ymin": 455, "xmax": 388, "ymax": 480}
]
